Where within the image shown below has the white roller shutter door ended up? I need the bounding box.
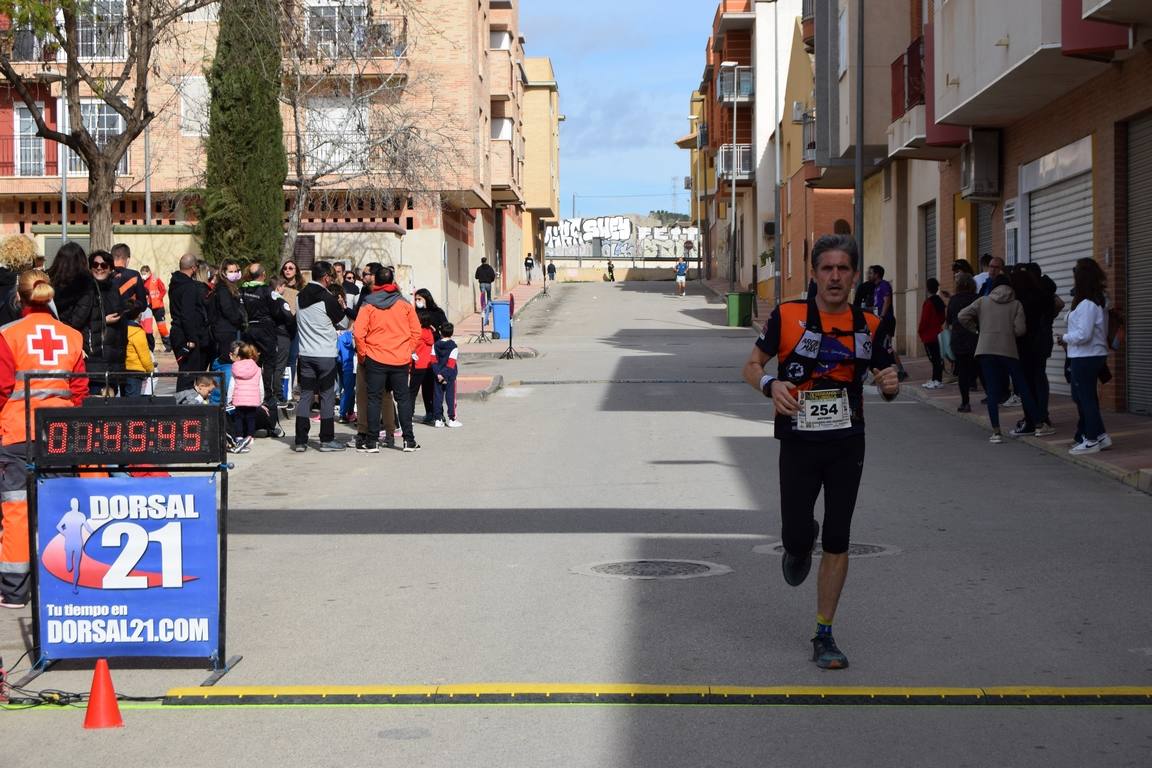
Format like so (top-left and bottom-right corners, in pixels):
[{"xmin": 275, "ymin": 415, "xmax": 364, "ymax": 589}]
[
  {"xmin": 1127, "ymin": 115, "xmax": 1152, "ymax": 415},
  {"xmin": 1028, "ymin": 173, "xmax": 1093, "ymax": 395}
]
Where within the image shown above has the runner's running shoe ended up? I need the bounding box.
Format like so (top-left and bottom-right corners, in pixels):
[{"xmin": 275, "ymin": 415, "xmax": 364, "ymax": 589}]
[
  {"xmin": 783, "ymin": 520, "xmax": 819, "ymax": 587},
  {"xmin": 811, "ymin": 633, "xmax": 849, "ymax": 669}
]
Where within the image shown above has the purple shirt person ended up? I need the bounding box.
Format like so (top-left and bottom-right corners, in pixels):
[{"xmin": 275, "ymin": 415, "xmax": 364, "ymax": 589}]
[{"xmin": 873, "ymin": 278, "xmax": 894, "ymax": 321}]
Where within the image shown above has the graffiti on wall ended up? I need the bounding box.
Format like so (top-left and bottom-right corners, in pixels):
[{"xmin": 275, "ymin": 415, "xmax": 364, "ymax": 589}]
[{"xmin": 544, "ymin": 216, "xmax": 700, "ymax": 262}]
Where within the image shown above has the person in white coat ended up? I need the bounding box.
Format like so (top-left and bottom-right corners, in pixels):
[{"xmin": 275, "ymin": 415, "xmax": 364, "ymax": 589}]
[{"xmin": 1060, "ymin": 257, "xmax": 1112, "ymax": 455}]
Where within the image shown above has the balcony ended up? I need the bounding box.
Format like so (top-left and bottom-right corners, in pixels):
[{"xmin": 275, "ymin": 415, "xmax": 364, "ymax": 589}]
[
  {"xmin": 1082, "ymin": 0, "xmax": 1152, "ymax": 25},
  {"xmin": 0, "ymin": 133, "xmax": 49, "ymax": 177},
  {"xmin": 801, "ymin": 115, "xmax": 817, "ymax": 163},
  {"xmin": 802, "ymin": 0, "xmax": 815, "ymax": 52},
  {"xmin": 715, "ymin": 0, "xmax": 754, "ymax": 33},
  {"xmin": 890, "ymin": 38, "xmax": 925, "ymax": 122},
  {"xmin": 934, "ymin": 0, "xmax": 1111, "ymax": 126},
  {"xmin": 717, "ymin": 143, "xmax": 753, "ymax": 180},
  {"xmin": 296, "ymin": 14, "xmax": 409, "ymax": 80},
  {"xmin": 490, "ymin": 140, "xmax": 522, "ymax": 204},
  {"xmin": 718, "ymin": 69, "xmax": 754, "ymax": 103},
  {"xmin": 489, "ymin": 48, "xmax": 513, "ymax": 101}
]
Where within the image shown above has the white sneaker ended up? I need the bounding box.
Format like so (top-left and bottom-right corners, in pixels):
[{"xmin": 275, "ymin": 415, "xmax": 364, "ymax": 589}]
[
  {"xmin": 434, "ymin": 420, "xmax": 445, "ymax": 428},
  {"xmin": 1069, "ymin": 439, "xmax": 1102, "ymax": 455},
  {"xmin": 446, "ymin": 419, "xmax": 463, "ymax": 428},
  {"xmin": 921, "ymin": 380, "xmax": 936, "ymax": 389},
  {"xmin": 1097, "ymin": 433, "xmax": 1113, "ymax": 450},
  {"xmin": 1034, "ymin": 424, "xmax": 1057, "ymax": 437},
  {"xmin": 988, "ymin": 432, "xmax": 1003, "ymax": 444},
  {"xmin": 1002, "ymin": 395, "xmax": 1022, "ymax": 408}
]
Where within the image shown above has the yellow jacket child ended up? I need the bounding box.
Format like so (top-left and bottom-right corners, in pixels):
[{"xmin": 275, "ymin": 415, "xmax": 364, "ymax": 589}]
[{"xmin": 125, "ymin": 323, "xmax": 155, "ymax": 374}]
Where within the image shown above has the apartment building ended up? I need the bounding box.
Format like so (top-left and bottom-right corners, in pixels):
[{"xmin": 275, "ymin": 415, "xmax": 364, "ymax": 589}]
[
  {"xmin": 683, "ymin": 0, "xmax": 852, "ymax": 301},
  {"xmin": 0, "ymin": 0, "xmax": 559, "ymax": 324},
  {"xmin": 931, "ymin": 0, "xmax": 1152, "ymax": 413},
  {"xmin": 521, "ymin": 56, "xmax": 561, "ymax": 271},
  {"xmin": 683, "ymin": 0, "xmax": 1151, "ymax": 414}
]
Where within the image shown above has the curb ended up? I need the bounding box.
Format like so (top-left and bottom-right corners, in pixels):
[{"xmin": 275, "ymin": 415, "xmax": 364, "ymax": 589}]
[
  {"xmin": 460, "ymin": 347, "xmax": 539, "ymax": 360},
  {"xmin": 903, "ymin": 385, "xmax": 1150, "ymax": 495},
  {"xmin": 458, "ymin": 374, "xmax": 503, "ymax": 401}
]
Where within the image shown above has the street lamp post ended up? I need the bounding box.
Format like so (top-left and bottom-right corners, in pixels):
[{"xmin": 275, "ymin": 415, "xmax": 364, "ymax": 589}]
[
  {"xmin": 772, "ymin": 0, "xmax": 782, "ymax": 308},
  {"xmin": 720, "ymin": 60, "xmax": 739, "ymax": 293}
]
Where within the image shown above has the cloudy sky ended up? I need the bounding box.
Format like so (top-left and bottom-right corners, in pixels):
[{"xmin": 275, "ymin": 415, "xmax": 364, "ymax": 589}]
[{"xmin": 520, "ymin": 2, "xmax": 718, "ymax": 220}]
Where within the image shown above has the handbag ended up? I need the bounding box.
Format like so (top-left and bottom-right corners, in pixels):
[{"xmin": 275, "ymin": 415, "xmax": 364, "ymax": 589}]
[{"xmin": 939, "ymin": 328, "xmax": 954, "ymax": 361}]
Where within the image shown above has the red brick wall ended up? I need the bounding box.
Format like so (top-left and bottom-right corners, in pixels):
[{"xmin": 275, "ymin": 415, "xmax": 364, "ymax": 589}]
[
  {"xmin": 780, "ymin": 168, "xmax": 854, "ymax": 300},
  {"xmin": 998, "ymin": 46, "xmax": 1152, "ymax": 410}
]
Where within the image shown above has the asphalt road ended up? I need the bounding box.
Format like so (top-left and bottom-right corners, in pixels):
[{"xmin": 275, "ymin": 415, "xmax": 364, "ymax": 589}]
[{"xmin": 4, "ymin": 281, "xmax": 1151, "ymax": 767}]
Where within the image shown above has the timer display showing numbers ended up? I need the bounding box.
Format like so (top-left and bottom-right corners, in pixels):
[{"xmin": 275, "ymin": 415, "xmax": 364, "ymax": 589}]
[{"xmin": 34, "ymin": 405, "xmax": 225, "ymax": 465}]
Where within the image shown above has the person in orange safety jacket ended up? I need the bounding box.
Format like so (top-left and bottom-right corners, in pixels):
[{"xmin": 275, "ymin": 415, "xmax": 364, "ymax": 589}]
[
  {"xmin": 140, "ymin": 264, "xmax": 170, "ymax": 351},
  {"xmin": 0, "ymin": 269, "xmax": 88, "ymax": 608}
]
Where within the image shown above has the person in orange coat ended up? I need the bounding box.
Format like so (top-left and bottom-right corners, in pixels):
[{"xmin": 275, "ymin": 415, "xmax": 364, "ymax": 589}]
[
  {"xmin": 140, "ymin": 264, "xmax": 170, "ymax": 351},
  {"xmin": 352, "ymin": 264, "xmax": 421, "ymax": 453},
  {"xmin": 0, "ymin": 269, "xmax": 88, "ymax": 608}
]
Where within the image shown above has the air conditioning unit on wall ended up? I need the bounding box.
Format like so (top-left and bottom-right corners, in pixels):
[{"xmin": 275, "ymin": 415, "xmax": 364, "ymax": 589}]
[
  {"xmin": 961, "ymin": 129, "xmax": 1001, "ymax": 201},
  {"xmin": 791, "ymin": 101, "xmax": 807, "ymax": 124}
]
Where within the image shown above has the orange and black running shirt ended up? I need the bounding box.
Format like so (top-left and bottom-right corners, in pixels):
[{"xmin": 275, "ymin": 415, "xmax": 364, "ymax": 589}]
[{"xmin": 755, "ymin": 301, "xmax": 890, "ymax": 441}]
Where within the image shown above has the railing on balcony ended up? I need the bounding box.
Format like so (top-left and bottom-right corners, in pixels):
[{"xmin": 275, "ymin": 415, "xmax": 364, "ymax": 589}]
[
  {"xmin": 890, "ymin": 36, "xmax": 926, "ymax": 122},
  {"xmin": 801, "ymin": 114, "xmax": 817, "ymax": 162},
  {"xmin": 304, "ymin": 12, "xmax": 408, "ymax": 59},
  {"xmin": 718, "ymin": 69, "xmax": 754, "ymax": 102},
  {"xmin": 717, "ymin": 144, "xmax": 754, "ymax": 179},
  {"xmin": 0, "ymin": 133, "xmax": 50, "ymax": 177},
  {"xmin": 801, "ymin": 0, "xmax": 814, "ymax": 21},
  {"xmin": 7, "ymin": 28, "xmax": 56, "ymax": 62}
]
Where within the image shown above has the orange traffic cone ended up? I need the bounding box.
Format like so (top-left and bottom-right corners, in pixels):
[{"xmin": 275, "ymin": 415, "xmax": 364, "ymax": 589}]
[{"xmin": 83, "ymin": 659, "xmax": 123, "ymax": 729}]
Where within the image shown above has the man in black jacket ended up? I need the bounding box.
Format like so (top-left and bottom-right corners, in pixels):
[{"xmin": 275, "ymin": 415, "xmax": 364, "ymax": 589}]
[
  {"xmin": 111, "ymin": 243, "xmax": 149, "ymax": 322},
  {"xmin": 168, "ymin": 253, "xmax": 212, "ymax": 390},
  {"xmin": 474, "ymin": 257, "xmax": 496, "ymax": 307},
  {"xmin": 240, "ymin": 263, "xmax": 296, "ymax": 411}
]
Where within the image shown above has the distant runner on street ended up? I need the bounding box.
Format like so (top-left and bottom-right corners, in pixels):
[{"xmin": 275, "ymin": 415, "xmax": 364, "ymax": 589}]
[{"xmin": 742, "ymin": 233, "xmax": 899, "ymax": 670}]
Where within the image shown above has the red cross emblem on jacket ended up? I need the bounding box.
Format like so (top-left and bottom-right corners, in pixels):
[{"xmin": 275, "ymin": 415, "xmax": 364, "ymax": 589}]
[{"xmin": 27, "ymin": 324, "xmax": 69, "ymax": 367}]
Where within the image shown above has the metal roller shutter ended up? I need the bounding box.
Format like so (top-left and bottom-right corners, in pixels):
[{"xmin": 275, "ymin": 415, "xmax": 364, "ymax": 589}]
[
  {"xmin": 1028, "ymin": 173, "xmax": 1093, "ymax": 395},
  {"xmin": 1128, "ymin": 115, "xmax": 1152, "ymax": 415},
  {"xmin": 976, "ymin": 203, "xmax": 993, "ymax": 261},
  {"xmin": 924, "ymin": 202, "xmax": 937, "ymax": 283}
]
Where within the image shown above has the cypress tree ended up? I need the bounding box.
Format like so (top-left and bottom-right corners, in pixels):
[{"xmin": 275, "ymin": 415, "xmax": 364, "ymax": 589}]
[{"xmin": 201, "ymin": 0, "xmax": 287, "ymax": 270}]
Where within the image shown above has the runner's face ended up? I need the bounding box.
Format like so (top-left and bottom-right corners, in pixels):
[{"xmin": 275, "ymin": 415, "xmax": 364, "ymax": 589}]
[{"xmin": 812, "ymin": 250, "xmax": 856, "ymax": 308}]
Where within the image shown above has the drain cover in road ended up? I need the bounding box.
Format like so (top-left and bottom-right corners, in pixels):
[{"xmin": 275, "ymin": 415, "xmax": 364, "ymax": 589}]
[
  {"xmin": 573, "ymin": 559, "xmax": 732, "ymax": 580},
  {"xmin": 753, "ymin": 542, "xmax": 899, "ymax": 558}
]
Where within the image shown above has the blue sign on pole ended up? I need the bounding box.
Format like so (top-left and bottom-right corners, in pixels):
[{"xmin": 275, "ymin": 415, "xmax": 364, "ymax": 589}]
[{"xmin": 35, "ymin": 475, "xmax": 219, "ymax": 661}]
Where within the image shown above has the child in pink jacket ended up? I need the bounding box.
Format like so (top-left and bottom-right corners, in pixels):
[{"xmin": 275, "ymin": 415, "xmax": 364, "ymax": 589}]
[{"xmin": 226, "ymin": 341, "xmax": 264, "ymax": 453}]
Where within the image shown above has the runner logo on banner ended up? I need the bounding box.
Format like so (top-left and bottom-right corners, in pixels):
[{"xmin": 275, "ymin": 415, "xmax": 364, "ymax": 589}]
[{"xmin": 35, "ymin": 475, "xmax": 219, "ymax": 660}]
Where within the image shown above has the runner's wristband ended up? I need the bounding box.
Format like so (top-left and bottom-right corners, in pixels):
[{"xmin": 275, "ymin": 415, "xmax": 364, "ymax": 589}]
[{"xmin": 759, "ymin": 374, "xmax": 776, "ymax": 397}]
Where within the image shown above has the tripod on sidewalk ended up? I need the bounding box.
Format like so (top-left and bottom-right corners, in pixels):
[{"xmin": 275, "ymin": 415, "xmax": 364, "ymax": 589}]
[{"xmin": 498, "ymin": 293, "xmax": 521, "ymax": 359}]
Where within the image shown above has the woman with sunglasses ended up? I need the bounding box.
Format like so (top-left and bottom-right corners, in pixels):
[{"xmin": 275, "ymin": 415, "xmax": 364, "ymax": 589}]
[
  {"xmin": 87, "ymin": 250, "xmax": 128, "ymax": 394},
  {"xmin": 276, "ymin": 260, "xmax": 305, "ymax": 406}
]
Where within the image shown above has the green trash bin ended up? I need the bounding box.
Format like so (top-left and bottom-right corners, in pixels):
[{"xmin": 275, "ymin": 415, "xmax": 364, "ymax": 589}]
[{"xmin": 726, "ymin": 291, "xmax": 754, "ymax": 327}]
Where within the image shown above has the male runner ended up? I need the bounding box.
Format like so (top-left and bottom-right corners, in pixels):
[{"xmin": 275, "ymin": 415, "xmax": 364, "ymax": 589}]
[{"xmin": 742, "ymin": 234, "xmax": 900, "ymax": 669}]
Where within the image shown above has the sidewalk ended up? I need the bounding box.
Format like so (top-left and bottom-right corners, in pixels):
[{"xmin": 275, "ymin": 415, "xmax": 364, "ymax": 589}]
[
  {"xmin": 700, "ymin": 279, "xmax": 1152, "ymax": 494},
  {"xmin": 900, "ymin": 357, "xmax": 1152, "ymax": 494}
]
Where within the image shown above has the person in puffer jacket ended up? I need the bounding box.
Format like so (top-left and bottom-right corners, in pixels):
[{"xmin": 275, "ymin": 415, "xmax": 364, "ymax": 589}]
[
  {"xmin": 226, "ymin": 341, "xmax": 264, "ymax": 453},
  {"xmin": 431, "ymin": 322, "xmax": 461, "ymax": 428},
  {"xmin": 351, "ymin": 264, "xmax": 422, "ymax": 453}
]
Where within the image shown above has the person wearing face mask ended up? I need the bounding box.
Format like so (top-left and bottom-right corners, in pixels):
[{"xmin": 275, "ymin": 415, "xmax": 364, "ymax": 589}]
[
  {"xmin": 210, "ymin": 259, "xmax": 247, "ymax": 397},
  {"xmin": 412, "ymin": 288, "xmax": 447, "ymax": 425}
]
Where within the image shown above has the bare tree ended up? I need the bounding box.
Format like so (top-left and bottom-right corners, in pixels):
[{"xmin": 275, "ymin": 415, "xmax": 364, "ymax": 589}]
[
  {"xmin": 0, "ymin": 0, "xmax": 217, "ymax": 251},
  {"xmin": 278, "ymin": 0, "xmax": 455, "ymax": 264}
]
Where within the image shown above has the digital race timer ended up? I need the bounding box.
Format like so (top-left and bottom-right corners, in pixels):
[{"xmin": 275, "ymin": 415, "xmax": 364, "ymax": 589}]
[{"xmin": 34, "ymin": 404, "xmax": 226, "ymax": 465}]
